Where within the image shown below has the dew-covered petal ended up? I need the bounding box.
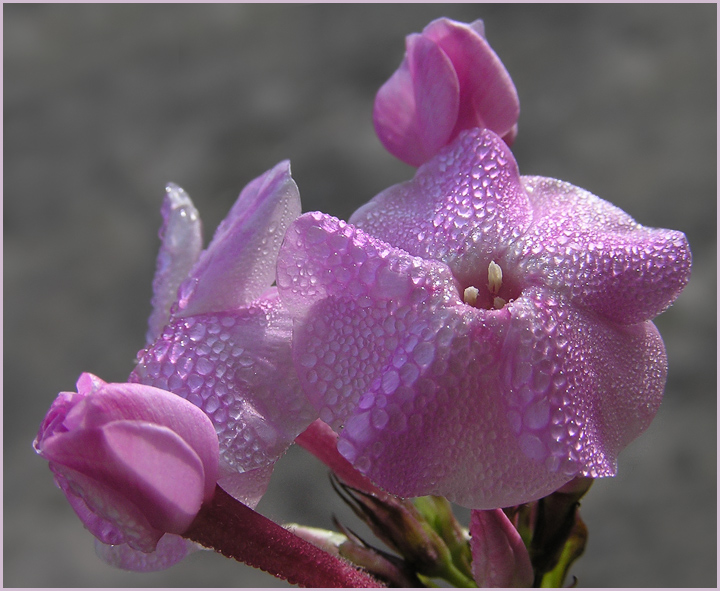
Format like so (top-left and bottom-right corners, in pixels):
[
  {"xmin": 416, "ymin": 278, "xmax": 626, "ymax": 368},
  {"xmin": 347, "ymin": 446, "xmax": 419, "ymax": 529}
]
[
  {"xmin": 470, "ymin": 508, "xmax": 533, "ymax": 588},
  {"xmin": 507, "ymin": 176, "xmax": 692, "ymax": 324},
  {"xmin": 350, "ymin": 129, "xmax": 533, "ymax": 290},
  {"xmin": 277, "ymin": 212, "xmax": 571, "ymax": 508},
  {"xmin": 351, "ymin": 130, "xmax": 690, "ymax": 327},
  {"xmin": 175, "ymin": 160, "xmax": 301, "ymax": 317},
  {"xmin": 147, "ymin": 183, "xmax": 203, "ymax": 343},
  {"xmin": 331, "ymin": 303, "xmax": 576, "ymax": 508},
  {"xmin": 332, "ymin": 300, "xmax": 581, "ymax": 508},
  {"xmin": 421, "ymin": 18, "xmax": 519, "ymax": 143},
  {"xmin": 500, "ymin": 288, "xmax": 667, "ymax": 480},
  {"xmin": 278, "ymin": 212, "xmax": 457, "ymax": 318},
  {"xmin": 95, "ymin": 534, "xmax": 203, "ymax": 572},
  {"xmin": 131, "ymin": 289, "xmax": 317, "ymax": 483},
  {"xmin": 42, "ymin": 420, "xmax": 209, "ymax": 534},
  {"xmin": 373, "ymin": 32, "xmax": 459, "ymax": 167},
  {"xmin": 277, "ymin": 210, "xmax": 457, "ymax": 426}
]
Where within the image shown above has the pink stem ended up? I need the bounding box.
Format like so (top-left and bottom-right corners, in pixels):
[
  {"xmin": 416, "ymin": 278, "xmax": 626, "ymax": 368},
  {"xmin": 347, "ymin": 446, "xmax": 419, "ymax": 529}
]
[{"xmin": 184, "ymin": 485, "xmax": 381, "ymax": 588}]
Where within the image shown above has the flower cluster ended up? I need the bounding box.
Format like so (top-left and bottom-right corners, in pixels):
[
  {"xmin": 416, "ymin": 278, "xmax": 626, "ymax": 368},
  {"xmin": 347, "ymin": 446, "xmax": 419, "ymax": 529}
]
[{"xmin": 35, "ymin": 16, "xmax": 690, "ymax": 587}]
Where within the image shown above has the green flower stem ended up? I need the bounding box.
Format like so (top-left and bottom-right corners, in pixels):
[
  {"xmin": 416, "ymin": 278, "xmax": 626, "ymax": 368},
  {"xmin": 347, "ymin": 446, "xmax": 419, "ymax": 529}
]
[
  {"xmin": 538, "ymin": 513, "xmax": 588, "ymax": 588},
  {"xmin": 437, "ymin": 561, "xmax": 479, "ymax": 588}
]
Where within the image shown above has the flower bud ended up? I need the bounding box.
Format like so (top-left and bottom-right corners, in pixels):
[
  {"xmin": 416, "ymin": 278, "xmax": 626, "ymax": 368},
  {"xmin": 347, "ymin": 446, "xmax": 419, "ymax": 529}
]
[
  {"xmin": 470, "ymin": 508, "xmax": 533, "ymax": 587},
  {"xmin": 413, "ymin": 495, "xmax": 472, "ymax": 575},
  {"xmin": 34, "ymin": 373, "xmax": 219, "ymax": 553},
  {"xmin": 374, "ymin": 17, "xmax": 519, "ymax": 166},
  {"xmin": 529, "ymin": 478, "xmax": 593, "ymax": 580},
  {"xmin": 332, "ymin": 476, "xmax": 463, "ymax": 581}
]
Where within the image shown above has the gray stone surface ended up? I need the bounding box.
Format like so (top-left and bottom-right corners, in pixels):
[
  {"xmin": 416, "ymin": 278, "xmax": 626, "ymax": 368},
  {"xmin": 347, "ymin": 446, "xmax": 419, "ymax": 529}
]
[{"xmin": 5, "ymin": 4, "xmax": 715, "ymax": 587}]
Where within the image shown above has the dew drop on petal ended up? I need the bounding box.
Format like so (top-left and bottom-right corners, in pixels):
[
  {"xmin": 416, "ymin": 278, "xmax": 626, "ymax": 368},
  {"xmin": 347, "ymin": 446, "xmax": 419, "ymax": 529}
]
[{"xmin": 381, "ymin": 370, "xmax": 400, "ymax": 394}]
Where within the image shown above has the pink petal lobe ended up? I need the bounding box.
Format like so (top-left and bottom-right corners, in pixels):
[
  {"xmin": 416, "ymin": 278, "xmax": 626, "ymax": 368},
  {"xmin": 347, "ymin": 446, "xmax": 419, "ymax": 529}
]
[
  {"xmin": 76, "ymin": 372, "xmax": 107, "ymax": 395},
  {"xmin": 68, "ymin": 382, "xmax": 219, "ymax": 500},
  {"xmin": 501, "ymin": 288, "xmax": 667, "ymax": 479},
  {"xmin": 50, "ymin": 461, "xmax": 164, "ymax": 552},
  {"xmin": 350, "ymin": 129, "xmax": 533, "ymax": 290},
  {"xmin": 100, "ymin": 421, "xmax": 208, "ymax": 533},
  {"xmin": 34, "ymin": 390, "xmax": 85, "ymax": 447},
  {"xmin": 374, "ymin": 34, "xmax": 459, "ymax": 166},
  {"xmin": 147, "ymin": 183, "xmax": 203, "ymax": 343},
  {"xmin": 468, "ymin": 18, "xmax": 486, "ymax": 38},
  {"xmin": 217, "ymin": 464, "xmax": 274, "ymax": 509},
  {"xmin": 422, "ymin": 18, "xmax": 520, "ymax": 142},
  {"xmin": 511, "ymin": 176, "xmax": 692, "ymax": 324},
  {"xmin": 176, "ymin": 160, "xmax": 301, "ymax": 316},
  {"xmin": 470, "ymin": 508, "xmax": 533, "ymax": 587},
  {"xmin": 277, "ymin": 211, "xmax": 454, "ymax": 424}
]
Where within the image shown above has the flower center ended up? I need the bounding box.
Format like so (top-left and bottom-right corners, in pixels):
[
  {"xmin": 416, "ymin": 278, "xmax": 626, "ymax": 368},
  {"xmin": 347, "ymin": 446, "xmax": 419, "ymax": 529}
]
[{"xmin": 463, "ymin": 261, "xmax": 513, "ymax": 310}]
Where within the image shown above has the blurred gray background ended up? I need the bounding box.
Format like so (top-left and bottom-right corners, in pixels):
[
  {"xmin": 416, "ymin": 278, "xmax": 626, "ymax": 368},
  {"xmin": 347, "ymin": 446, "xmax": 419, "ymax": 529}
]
[{"xmin": 4, "ymin": 4, "xmax": 716, "ymax": 587}]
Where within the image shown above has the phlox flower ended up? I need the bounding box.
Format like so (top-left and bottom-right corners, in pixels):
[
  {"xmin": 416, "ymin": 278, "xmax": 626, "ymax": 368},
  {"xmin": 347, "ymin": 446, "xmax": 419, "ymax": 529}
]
[{"xmin": 276, "ymin": 127, "xmax": 691, "ymax": 509}]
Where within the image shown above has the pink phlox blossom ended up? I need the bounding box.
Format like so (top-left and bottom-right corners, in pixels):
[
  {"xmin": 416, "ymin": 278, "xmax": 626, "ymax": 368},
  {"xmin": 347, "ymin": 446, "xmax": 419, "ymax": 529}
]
[
  {"xmin": 374, "ymin": 17, "xmax": 519, "ymax": 167},
  {"xmin": 276, "ymin": 127, "xmax": 691, "ymax": 509}
]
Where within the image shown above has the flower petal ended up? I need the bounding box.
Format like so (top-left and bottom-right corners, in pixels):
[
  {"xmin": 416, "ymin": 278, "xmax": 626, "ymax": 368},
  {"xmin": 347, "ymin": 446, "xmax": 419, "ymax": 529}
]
[
  {"xmin": 50, "ymin": 461, "xmax": 164, "ymax": 552},
  {"xmin": 132, "ymin": 289, "xmax": 317, "ymax": 483},
  {"xmin": 61, "ymin": 382, "xmax": 219, "ymax": 500},
  {"xmin": 373, "ymin": 33, "xmax": 459, "ymax": 167},
  {"xmin": 76, "ymin": 371, "xmax": 107, "ymax": 395},
  {"xmin": 422, "ymin": 18, "xmax": 519, "ymax": 143},
  {"xmin": 34, "ymin": 390, "xmax": 85, "ymax": 447},
  {"xmin": 470, "ymin": 508, "xmax": 533, "ymax": 588},
  {"xmin": 95, "ymin": 534, "xmax": 202, "ymax": 572},
  {"xmin": 176, "ymin": 160, "xmax": 301, "ymax": 316},
  {"xmin": 350, "ymin": 128, "xmax": 533, "ymax": 290},
  {"xmin": 501, "ymin": 288, "xmax": 667, "ymax": 479},
  {"xmin": 217, "ymin": 464, "xmax": 274, "ymax": 509},
  {"xmin": 277, "ymin": 211, "xmax": 460, "ymax": 426},
  {"xmin": 146, "ymin": 183, "xmax": 203, "ymax": 343},
  {"xmin": 508, "ymin": 176, "xmax": 692, "ymax": 324}
]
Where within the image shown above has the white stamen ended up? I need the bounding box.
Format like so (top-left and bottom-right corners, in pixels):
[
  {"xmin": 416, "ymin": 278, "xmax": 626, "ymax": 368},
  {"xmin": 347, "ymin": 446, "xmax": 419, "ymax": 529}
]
[
  {"xmin": 493, "ymin": 296, "xmax": 507, "ymax": 309},
  {"xmin": 463, "ymin": 286, "xmax": 479, "ymax": 306},
  {"xmin": 488, "ymin": 260, "xmax": 503, "ymax": 295}
]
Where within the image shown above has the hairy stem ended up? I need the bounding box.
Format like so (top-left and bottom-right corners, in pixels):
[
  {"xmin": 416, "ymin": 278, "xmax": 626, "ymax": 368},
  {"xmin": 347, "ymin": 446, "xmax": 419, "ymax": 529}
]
[{"xmin": 184, "ymin": 485, "xmax": 381, "ymax": 588}]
